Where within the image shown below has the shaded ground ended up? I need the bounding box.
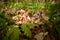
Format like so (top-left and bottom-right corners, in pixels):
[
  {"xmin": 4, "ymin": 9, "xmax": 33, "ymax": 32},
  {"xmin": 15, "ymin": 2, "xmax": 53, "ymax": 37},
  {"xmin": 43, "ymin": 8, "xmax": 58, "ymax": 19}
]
[{"xmin": 19, "ymin": 24, "xmax": 60, "ymax": 40}]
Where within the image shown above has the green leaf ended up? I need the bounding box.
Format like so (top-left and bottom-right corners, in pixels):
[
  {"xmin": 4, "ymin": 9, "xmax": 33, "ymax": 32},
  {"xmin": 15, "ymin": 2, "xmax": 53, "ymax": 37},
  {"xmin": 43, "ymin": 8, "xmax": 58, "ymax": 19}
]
[
  {"xmin": 21, "ymin": 24, "xmax": 32, "ymax": 38},
  {"xmin": 3, "ymin": 26, "xmax": 20, "ymax": 40},
  {"xmin": 9, "ymin": 27, "xmax": 20, "ymax": 40},
  {"xmin": 55, "ymin": 25, "xmax": 60, "ymax": 35},
  {"xmin": 27, "ymin": 23, "xmax": 37, "ymax": 29}
]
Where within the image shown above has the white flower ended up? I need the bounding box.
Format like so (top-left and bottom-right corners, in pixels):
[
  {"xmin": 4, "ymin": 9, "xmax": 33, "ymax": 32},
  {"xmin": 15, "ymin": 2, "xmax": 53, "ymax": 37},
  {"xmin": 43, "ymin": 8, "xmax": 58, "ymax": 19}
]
[
  {"xmin": 16, "ymin": 21, "xmax": 22, "ymax": 24},
  {"xmin": 12, "ymin": 16, "xmax": 16, "ymax": 20},
  {"xmin": 20, "ymin": 9, "xmax": 25, "ymax": 13},
  {"xmin": 27, "ymin": 16, "xmax": 30, "ymax": 20},
  {"xmin": 12, "ymin": 16, "xmax": 18, "ymax": 21}
]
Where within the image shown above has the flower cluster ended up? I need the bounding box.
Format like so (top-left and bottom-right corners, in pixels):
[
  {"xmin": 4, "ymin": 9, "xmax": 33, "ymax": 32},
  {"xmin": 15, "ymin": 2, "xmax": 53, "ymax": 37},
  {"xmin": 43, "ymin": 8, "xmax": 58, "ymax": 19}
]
[
  {"xmin": 12, "ymin": 9, "xmax": 49, "ymax": 24},
  {"xmin": 12, "ymin": 9, "xmax": 30, "ymax": 24}
]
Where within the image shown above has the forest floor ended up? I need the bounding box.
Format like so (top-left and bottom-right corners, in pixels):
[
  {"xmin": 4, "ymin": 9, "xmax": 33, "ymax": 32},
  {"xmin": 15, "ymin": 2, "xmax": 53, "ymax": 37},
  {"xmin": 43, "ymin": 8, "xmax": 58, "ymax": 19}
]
[
  {"xmin": 19, "ymin": 24, "xmax": 60, "ymax": 40},
  {"xmin": 0, "ymin": 2, "xmax": 60, "ymax": 40}
]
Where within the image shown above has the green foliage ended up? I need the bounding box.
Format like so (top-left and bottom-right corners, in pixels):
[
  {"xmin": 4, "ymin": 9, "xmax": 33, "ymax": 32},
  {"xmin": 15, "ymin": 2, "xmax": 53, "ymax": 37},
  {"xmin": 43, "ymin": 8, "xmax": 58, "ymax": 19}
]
[
  {"xmin": 50, "ymin": 4, "xmax": 60, "ymax": 12},
  {"xmin": 21, "ymin": 23, "xmax": 37, "ymax": 38},
  {"xmin": 55, "ymin": 25, "xmax": 60, "ymax": 35},
  {"xmin": 3, "ymin": 2, "xmax": 46, "ymax": 14},
  {"xmin": 1, "ymin": 1, "xmax": 60, "ymax": 40},
  {"xmin": 3, "ymin": 25, "xmax": 20, "ymax": 40},
  {"xmin": 48, "ymin": 11, "xmax": 60, "ymax": 34},
  {"xmin": 27, "ymin": 23, "xmax": 37, "ymax": 29},
  {"xmin": 21, "ymin": 24, "xmax": 32, "ymax": 38},
  {"xmin": 45, "ymin": 3, "xmax": 60, "ymax": 35},
  {"xmin": 0, "ymin": 12, "xmax": 8, "ymax": 30}
]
